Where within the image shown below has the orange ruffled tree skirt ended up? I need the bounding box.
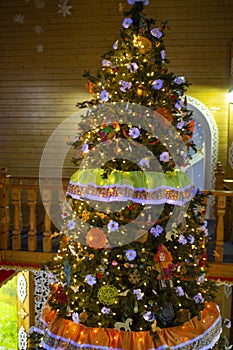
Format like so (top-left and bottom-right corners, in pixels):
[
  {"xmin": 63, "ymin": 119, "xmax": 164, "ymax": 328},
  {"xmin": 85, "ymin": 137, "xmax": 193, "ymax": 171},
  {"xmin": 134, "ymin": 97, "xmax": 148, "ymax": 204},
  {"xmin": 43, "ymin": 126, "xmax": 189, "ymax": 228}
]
[{"xmin": 32, "ymin": 302, "xmax": 222, "ymax": 350}]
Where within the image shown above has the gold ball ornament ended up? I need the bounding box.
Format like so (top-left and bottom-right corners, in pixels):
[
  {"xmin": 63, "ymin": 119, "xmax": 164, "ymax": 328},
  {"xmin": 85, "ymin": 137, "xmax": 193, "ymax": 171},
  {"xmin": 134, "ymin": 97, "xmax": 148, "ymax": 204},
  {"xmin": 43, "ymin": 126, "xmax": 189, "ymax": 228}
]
[
  {"xmin": 135, "ymin": 230, "xmax": 148, "ymax": 242},
  {"xmin": 79, "ymin": 311, "xmax": 89, "ymax": 322},
  {"xmin": 133, "ymin": 36, "xmax": 152, "ymax": 54},
  {"xmin": 137, "ymin": 85, "xmax": 147, "ymax": 96}
]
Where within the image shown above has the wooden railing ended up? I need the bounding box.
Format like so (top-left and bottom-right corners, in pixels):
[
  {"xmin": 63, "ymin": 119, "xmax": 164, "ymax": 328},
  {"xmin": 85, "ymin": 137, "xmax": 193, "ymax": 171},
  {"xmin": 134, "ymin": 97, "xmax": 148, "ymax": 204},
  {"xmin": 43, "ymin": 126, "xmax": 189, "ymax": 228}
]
[
  {"xmin": 0, "ymin": 168, "xmax": 70, "ymax": 264},
  {"xmin": 0, "ymin": 167, "xmax": 232, "ymax": 279}
]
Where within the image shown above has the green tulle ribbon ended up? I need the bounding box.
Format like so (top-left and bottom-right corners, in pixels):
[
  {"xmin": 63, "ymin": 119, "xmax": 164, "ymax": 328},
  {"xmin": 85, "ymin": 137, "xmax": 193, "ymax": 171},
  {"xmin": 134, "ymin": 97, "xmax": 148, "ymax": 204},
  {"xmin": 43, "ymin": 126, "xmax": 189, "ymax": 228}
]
[{"xmin": 69, "ymin": 168, "xmax": 192, "ymax": 191}]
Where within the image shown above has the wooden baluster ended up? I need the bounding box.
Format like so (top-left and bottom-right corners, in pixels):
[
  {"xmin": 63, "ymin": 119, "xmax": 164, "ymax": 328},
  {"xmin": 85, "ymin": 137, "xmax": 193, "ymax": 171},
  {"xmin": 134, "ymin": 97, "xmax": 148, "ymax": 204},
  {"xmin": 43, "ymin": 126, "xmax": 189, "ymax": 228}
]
[
  {"xmin": 27, "ymin": 188, "xmax": 37, "ymax": 251},
  {"xmin": 214, "ymin": 161, "xmax": 225, "ymax": 190},
  {"xmin": 42, "ymin": 188, "xmax": 52, "ymax": 252},
  {"xmin": 214, "ymin": 161, "xmax": 233, "ymax": 243},
  {"xmin": 213, "ymin": 161, "xmax": 228, "ymax": 253},
  {"xmin": 12, "ymin": 187, "xmax": 22, "ymax": 250},
  {"xmin": 0, "ymin": 168, "xmax": 10, "ymax": 249},
  {"xmin": 214, "ymin": 194, "xmax": 226, "ymax": 263}
]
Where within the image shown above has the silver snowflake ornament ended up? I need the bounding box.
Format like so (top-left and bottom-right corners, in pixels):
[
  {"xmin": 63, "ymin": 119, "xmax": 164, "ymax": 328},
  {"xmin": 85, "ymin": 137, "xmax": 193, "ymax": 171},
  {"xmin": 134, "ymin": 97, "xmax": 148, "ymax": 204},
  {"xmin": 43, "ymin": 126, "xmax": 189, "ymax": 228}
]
[
  {"xmin": 35, "ymin": 0, "xmax": 45, "ymax": 8},
  {"xmin": 34, "ymin": 25, "xmax": 44, "ymax": 34},
  {"xmin": 36, "ymin": 44, "xmax": 44, "ymax": 52},
  {"xmin": 58, "ymin": 1, "xmax": 72, "ymax": 18},
  {"xmin": 13, "ymin": 14, "xmax": 25, "ymax": 24}
]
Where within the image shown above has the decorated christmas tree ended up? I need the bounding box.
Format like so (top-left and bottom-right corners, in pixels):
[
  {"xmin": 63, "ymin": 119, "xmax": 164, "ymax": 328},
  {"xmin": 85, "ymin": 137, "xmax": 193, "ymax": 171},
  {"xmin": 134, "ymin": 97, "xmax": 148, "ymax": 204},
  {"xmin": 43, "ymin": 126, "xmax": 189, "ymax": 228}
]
[{"xmin": 33, "ymin": 1, "xmax": 222, "ymax": 349}]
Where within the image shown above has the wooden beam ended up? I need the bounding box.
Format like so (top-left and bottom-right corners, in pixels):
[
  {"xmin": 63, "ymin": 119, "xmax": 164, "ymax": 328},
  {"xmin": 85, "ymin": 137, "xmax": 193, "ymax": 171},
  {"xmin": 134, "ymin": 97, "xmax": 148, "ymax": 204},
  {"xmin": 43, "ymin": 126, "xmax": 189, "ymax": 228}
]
[
  {"xmin": 208, "ymin": 263, "xmax": 233, "ymax": 281},
  {"xmin": 2, "ymin": 250, "xmax": 55, "ymax": 266}
]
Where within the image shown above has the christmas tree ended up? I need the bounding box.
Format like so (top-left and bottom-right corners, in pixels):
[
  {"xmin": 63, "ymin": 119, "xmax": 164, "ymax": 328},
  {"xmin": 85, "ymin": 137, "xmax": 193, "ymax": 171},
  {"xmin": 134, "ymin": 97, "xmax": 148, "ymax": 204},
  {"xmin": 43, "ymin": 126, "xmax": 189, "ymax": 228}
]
[{"xmin": 33, "ymin": 1, "xmax": 222, "ymax": 349}]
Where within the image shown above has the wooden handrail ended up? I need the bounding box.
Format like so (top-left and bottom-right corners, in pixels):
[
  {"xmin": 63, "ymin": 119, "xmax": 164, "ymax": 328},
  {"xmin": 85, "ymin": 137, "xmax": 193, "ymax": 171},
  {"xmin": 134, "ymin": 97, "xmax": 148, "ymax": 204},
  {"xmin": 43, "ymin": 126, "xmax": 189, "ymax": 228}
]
[{"xmin": 205, "ymin": 190, "xmax": 233, "ymax": 197}]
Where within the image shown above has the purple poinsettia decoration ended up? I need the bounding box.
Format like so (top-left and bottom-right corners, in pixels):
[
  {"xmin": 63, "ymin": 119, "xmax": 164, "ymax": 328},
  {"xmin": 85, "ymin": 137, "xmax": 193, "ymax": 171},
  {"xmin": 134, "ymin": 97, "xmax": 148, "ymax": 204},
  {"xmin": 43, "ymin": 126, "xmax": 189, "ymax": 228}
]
[
  {"xmin": 129, "ymin": 127, "xmax": 140, "ymax": 139},
  {"xmin": 122, "ymin": 17, "xmax": 133, "ymax": 28},
  {"xmin": 152, "ymin": 79, "xmax": 163, "ymax": 90},
  {"xmin": 126, "ymin": 249, "xmax": 137, "ymax": 261},
  {"xmin": 107, "ymin": 220, "xmax": 119, "ymax": 232},
  {"xmin": 151, "ymin": 28, "xmax": 163, "ymax": 38},
  {"xmin": 100, "ymin": 90, "xmax": 109, "ymax": 102}
]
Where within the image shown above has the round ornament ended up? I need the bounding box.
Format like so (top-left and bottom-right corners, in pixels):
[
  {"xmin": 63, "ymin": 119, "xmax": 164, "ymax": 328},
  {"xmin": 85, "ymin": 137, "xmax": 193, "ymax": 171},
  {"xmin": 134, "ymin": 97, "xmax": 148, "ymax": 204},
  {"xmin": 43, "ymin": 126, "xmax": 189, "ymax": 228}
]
[
  {"xmin": 97, "ymin": 284, "xmax": 118, "ymax": 305},
  {"xmin": 158, "ymin": 304, "xmax": 175, "ymax": 326},
  {"xmin": 79, "ymin": 311, "xmax": 89, "ymax": 322},
  {"xmin": 86, "ymin": 228, "xmax": 107, "ymax": 249},
  {"xmin": 133, "ymin": 35, "xmax": 152, "ymax": 53},
  {"xmin": 137, "ymin": 85, "xmax": 147, "ymax": 96}
]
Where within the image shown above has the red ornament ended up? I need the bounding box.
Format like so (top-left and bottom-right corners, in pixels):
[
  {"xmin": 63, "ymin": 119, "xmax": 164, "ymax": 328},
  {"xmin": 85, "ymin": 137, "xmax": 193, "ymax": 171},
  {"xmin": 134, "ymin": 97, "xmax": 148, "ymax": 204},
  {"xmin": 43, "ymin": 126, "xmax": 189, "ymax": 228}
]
[
  {"xmin": 197, "ymin": 250, "xmax": 208, "ymax": 268},
  {"xmin": 97, "ymin": 272, "xmax": 102, "ymax": 279},
  {"xmin": 52, "ymin": 284, "xmax": 68, "ymax": 304}
]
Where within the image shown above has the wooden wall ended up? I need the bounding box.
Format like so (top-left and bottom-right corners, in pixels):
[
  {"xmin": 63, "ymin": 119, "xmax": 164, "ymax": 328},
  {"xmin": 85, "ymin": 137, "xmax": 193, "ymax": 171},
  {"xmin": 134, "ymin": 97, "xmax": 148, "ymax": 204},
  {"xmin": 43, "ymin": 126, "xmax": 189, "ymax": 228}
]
[{"xmin": 1, "ymin": 0, "xmax": 233, "ymax": 179}]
